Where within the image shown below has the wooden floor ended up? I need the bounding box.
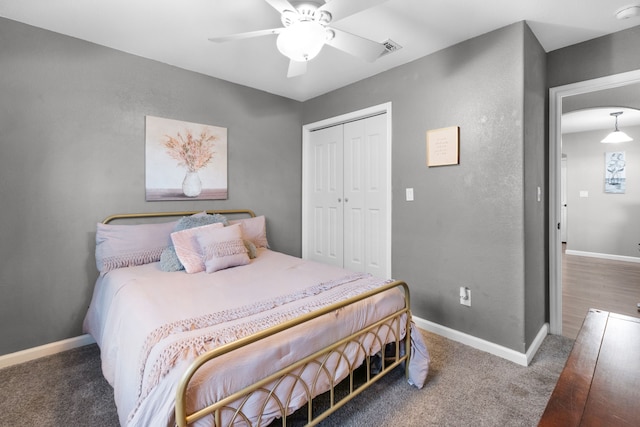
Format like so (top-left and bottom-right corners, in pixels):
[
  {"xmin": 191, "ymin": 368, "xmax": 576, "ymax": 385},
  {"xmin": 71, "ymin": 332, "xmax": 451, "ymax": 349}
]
[{"xmin": 562, "ymin": 245, "xmax": 640, "ymax": 339}]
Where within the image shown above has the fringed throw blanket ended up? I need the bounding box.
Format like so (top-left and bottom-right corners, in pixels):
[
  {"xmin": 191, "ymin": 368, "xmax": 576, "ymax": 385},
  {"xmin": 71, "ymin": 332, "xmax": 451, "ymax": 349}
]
[{"xmin": 130, "ymin": 272, "xmax": 392, "ymax": 423}]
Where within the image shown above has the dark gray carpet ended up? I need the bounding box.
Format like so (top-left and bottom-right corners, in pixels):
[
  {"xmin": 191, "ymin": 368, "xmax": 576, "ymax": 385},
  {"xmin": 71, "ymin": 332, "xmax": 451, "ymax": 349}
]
[{"xmin": 0, "ymin": 330, "xmax": 573, "ymax": 426}]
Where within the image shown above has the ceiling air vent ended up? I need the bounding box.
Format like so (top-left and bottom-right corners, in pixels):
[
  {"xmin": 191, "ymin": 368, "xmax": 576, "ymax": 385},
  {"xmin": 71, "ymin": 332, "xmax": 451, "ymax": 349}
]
[{"xmin": 380, "ymin": 39, "xmax": 402, "ymax": 56}]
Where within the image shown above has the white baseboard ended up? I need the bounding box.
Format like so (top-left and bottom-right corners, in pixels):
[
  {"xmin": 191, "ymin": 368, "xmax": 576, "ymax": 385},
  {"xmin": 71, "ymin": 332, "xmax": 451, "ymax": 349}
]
[
  {"xmin": 0, "ymin": 334, "xmax": 96, "ymax": 369},
  {"xmin": 565, "ymin": 249, "xmax": 640, "ymax": 264},
  {"xmin": 2, "ymin": 320, "xmax": 552, "ymax": 370},
  {"xmin": 413, "ymin": 316, "xmax": 549, "ymax": 367}
]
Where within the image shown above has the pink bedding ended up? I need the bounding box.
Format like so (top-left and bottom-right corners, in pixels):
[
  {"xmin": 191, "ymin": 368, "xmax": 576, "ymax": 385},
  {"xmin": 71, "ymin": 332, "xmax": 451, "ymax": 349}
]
[{"xmin": 83, "ymin": 248, "xmax": 425, "ymax": 426}]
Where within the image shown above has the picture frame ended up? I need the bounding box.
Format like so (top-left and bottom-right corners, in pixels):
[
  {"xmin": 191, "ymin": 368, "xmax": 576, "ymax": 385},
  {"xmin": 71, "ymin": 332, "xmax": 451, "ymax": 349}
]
[
  {"xmin": 145, "ymin": 116, "xmax": 228, "ymax": 201},
  {"xmin": 604, "ymin": 151, "xmax": 626, "ymax": 194},
  {"xmin": 427, "ymin": 126, "xmax": 460, "ymax": 167}
]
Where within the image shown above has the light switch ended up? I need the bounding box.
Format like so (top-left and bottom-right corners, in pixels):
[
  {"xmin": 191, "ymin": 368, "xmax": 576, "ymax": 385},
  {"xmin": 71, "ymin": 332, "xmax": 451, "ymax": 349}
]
[
  {"xmin": 579, "ymin": 190, "xmax": 589, "ymax": 198},
  {"xmin": 406, "ymin": 188, "xmax": 414, "ymax": 201}
]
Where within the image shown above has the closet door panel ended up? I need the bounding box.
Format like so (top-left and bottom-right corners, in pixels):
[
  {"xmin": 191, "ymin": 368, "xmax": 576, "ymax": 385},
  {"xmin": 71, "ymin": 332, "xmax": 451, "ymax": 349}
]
[
  {"xmin": 344, "ymin": 114, "xmax": 388, "ymax": 277},
  {"xmin": 343, "ymin": 120, "xmax": 364, "ymax": 272},
  {"xmin": 345, "ymin": 206, "xmax": 364, "ymax": 270},
  {"xmin": 366, "ymin": 207, "xmax": 383, "ymax": 271},
  {"xmin": 364, "ymin": 115, "xmax": 388, "ymax": 277},
  {"xmin": 307, "ymin": 125, "xmax": 344, "ymax": 267}
]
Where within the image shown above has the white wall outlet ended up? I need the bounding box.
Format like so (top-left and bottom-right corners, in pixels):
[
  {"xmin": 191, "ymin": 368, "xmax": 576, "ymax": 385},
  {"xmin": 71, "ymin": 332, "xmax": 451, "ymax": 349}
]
[
  {"xmin": 460, "ymin": 287, "xmax": 471, "ymax": 307},
  {"xmin": 406, "ymin": 188, "xmax": 414, "ymax": 201}
]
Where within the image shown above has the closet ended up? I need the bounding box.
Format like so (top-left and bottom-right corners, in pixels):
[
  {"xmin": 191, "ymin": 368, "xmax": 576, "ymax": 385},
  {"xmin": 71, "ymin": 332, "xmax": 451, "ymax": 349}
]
[{"xmin": 302, "ymin": 112, "xmax": 390, "ymax": 279}]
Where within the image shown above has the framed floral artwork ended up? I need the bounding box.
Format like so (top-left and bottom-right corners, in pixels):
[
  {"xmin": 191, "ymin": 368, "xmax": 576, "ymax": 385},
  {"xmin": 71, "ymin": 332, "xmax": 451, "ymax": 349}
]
[{"xmin": 145, "ymin": 116, "xmax": 228, "ymax": 201}]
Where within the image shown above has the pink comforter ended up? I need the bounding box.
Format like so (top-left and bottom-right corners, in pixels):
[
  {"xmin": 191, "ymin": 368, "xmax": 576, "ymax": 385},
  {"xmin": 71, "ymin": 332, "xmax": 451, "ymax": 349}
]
[{"xmin": 83, "ymin": 249, "xmax": 426, "ymax": 426}]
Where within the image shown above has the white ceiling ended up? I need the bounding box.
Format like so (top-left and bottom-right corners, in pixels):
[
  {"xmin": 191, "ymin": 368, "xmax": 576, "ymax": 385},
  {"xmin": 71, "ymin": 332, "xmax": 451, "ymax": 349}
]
[{"xmin": 1, "ymin": 0, "xmax": 639, "ymax": 101}]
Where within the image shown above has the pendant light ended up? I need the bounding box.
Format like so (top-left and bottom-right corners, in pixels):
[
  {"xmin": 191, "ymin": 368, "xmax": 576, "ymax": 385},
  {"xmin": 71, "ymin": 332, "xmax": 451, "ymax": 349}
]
[{"xmin": 601, "ymin": 111, "xmax": 633, "ymax": 143}]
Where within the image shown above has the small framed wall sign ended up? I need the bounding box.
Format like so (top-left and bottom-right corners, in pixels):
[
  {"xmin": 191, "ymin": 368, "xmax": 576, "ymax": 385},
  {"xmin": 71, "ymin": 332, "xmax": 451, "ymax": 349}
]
[{"xmin": 426, "ymin": 126, "xmax": 460, "ymax": 167}]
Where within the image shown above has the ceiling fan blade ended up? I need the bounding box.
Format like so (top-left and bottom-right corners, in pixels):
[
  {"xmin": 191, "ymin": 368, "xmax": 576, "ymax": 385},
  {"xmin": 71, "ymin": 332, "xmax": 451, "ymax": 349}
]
[
  {"xmin": 287, "ymin": 60, "xmax": 307, "ymax": 78},
  {"xmin": 318, "ymin": 0, "xmax": 388, "ymax": 22},
  {"xmin": 265, "ymin": 0, "xmax": 298, "ymax": 14},
  {"xmin": 208, "ymin": 28, "xmax": 283, "ymax": 43},
  {"xmin": 326, "ymin": 28, "xmax": 386, "ymax": 62}
]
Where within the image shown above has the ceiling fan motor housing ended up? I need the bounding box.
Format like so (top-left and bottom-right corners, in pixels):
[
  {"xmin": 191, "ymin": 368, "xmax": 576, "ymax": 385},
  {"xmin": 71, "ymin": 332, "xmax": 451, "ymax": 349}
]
[{"xmin": 281, "ymin": 2, "xmax": 332, "ymax": 27}]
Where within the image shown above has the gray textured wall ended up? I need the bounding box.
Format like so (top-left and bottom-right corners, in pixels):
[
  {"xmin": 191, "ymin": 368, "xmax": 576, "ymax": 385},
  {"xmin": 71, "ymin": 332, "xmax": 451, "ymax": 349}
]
[
  {"xmin": 303, "ymin": 22, "xmax": 541, "ymax": 352},
  {"xmin": 523, "ymin": 24, "xmax": 548, "ymax": 349},
  {"xmin": 2, "ymin": 15, "xmax": 638, "ymax": 358},
  {"xmin": 547, "ymin": 25, "xmax": 640, "ymax": 88},
  {"xmin": 0, "ymin": 18, "xmax": 303, "ymax": 355},
  {"xmin": 563, "ymin": 125, "xmax": 640, "ymax": 257}
]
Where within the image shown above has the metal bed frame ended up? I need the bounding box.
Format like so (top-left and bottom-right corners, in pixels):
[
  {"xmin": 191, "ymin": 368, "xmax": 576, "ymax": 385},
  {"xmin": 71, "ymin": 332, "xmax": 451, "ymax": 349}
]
[{"xmin": 102, "ymin": 209, "xmax": 412, "ymax": 427}]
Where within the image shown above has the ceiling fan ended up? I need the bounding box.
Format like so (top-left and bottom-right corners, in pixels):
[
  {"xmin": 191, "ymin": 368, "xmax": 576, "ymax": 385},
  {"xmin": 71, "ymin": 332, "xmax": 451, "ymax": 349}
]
[{"xmin": 208, "ymin": 0, "xmax": 389, "ymax": 78}]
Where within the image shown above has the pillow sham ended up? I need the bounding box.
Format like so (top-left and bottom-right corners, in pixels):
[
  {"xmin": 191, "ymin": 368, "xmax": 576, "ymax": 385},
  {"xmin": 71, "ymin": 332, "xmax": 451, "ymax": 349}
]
[
  {"xmin": 160, "ymin": 213, "xmax": 229, "ymax": 272},
  {"xmin": 228, "ymin": 215, "xmax": 269, "ymax": 248},
  {"xmin": 196, "ymin": 223, "xmax": 250, "ymax": 273},
  {"xmin": 95, "ymin": 220, "xmax": 177, "ymax": 273},
  {"xmin": 171, "ymin": 222, "xmax": 225, "ymax": 274}
]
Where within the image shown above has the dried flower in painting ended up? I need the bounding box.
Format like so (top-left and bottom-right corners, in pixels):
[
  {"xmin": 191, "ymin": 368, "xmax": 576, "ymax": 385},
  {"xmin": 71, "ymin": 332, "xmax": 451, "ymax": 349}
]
[
  {"xmin": 163, "ymin": 129, "xmax": 216, "ymax": 172},
  {"xmin": 145, "ymin": 116, "xmax": 228, "ymax": 201}
]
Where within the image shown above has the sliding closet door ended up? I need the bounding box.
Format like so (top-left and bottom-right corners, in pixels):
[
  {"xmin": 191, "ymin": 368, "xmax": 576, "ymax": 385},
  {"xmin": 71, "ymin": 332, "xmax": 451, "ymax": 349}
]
[
  {"xmin": 305, "ymin": 124, "xmax": 344, "ymax": 267},
  {"xmin": 343, "ymin": 114, "xmax": 388, "ymax": 278}
]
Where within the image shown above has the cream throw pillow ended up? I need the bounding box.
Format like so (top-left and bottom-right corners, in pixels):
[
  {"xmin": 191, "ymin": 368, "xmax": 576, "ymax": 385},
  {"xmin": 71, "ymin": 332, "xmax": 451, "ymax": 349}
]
[
  {"xmin": 170, "ymin": 222, "xmax": 224, "ymax": 274},
  {"xmin": 196, "ymin": 223, "xmax": 250, "ymax": 273}
]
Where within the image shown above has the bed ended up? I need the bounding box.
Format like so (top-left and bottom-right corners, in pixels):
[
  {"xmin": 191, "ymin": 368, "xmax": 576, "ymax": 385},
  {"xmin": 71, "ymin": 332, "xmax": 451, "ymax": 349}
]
[{"xmin": 83, "ymin": 209, "xmax": 429, "ymax": 426}]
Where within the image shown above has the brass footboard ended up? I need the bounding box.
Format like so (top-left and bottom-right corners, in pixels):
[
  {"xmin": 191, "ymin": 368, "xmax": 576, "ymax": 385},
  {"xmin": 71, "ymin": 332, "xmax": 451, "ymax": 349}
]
[{"xmin": 175, "ymin": 280, "xmax": 411, "ymax": 427}]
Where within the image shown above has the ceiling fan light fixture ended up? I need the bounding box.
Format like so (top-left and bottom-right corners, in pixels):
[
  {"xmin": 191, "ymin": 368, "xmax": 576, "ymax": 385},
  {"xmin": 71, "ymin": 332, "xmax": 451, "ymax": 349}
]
[
  {"xmin": 276, "ymin": 20, "xmax": 326, "ymax": 62},
  {"xmin": 601, "ymin": 111, "xmax": 634, "ymax": 143}
]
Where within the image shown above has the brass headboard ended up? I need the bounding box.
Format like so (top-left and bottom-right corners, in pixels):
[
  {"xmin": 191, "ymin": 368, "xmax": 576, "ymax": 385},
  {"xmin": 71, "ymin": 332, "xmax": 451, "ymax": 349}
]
[{"xmin": 101, "ymin": 209, "xmax": 256, "ymax": 224}]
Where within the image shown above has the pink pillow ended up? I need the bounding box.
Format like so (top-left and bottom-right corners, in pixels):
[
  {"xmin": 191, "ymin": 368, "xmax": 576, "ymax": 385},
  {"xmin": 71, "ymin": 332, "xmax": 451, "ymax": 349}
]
[
  {"xmin": 171, "ymin": 222, "xmax": 224, "ymax": 273},
  {"xmin": 95, "ymin": 220, "xmax": 177, "ymax": 273},
  {"xmin": 228, "ymin": 215, "xmax": 269, "ymax": 248},
  {"xmin": 196, "ymin": 223, "xmax": 250, "ymax": 273}
]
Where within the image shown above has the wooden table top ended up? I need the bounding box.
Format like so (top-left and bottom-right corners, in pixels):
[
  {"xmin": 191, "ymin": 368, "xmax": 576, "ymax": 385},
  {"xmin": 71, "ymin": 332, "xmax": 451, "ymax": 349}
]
[{"xmin": 539, "ymin": 309, "xmax": 640, "ymax": 427}]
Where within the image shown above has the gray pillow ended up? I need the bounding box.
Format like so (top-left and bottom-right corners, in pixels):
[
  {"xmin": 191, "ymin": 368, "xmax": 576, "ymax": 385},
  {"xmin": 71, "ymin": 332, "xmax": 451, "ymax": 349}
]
[
  {"xmin": 159, "ymin": 214, "xmax": 229, "ymax": 272},
  {"xmin": 243, "ymin": 239, "xmax": 257, "ymax": 259},
  {"xmin": 159, "ymin": 246, "xmax": 184, "ymax": 272},
  {"xmin": 174, "ymin": 213, "xmax": 228, "ymax": 231}
]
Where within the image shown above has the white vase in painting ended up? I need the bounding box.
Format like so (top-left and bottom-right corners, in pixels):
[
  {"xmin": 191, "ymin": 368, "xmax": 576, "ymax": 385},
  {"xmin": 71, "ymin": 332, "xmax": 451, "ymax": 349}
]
[{"xmin": 182, "ymin": 171, "xmax": 202, "ymax": 197}]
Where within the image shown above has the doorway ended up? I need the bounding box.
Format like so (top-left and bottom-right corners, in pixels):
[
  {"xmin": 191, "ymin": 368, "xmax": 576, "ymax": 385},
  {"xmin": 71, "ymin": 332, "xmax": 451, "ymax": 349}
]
[{"xmin": 549, "ymin": 69, "xmax": 640, "ymax": 335}]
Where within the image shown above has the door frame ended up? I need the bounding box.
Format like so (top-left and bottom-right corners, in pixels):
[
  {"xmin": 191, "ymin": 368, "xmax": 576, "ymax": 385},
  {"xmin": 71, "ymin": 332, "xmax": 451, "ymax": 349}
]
[
  {"xmin": 301, "ymin": 102, "xmax": 393, "ymax": 275},
  {"xmin": 548, "ymin": 69, "xmax": 640, "ymax": 335}
]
